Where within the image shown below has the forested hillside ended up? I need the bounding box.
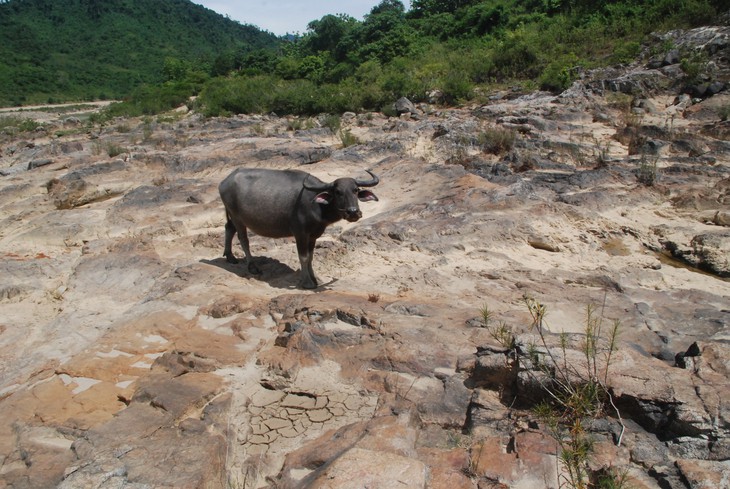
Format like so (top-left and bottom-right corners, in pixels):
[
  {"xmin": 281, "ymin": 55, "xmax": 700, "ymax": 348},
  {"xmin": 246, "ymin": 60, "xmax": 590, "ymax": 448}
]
[
  {"xmin": 0, "ymin": 0, "xmax": 279, "ymax": 106},
  {"xmin": 190, "ymin": 0, "xmax": 730, "ymax": 117},
  {"xmin": 1, "ymin": 0, "xmax": 726, "ymax": 112}
]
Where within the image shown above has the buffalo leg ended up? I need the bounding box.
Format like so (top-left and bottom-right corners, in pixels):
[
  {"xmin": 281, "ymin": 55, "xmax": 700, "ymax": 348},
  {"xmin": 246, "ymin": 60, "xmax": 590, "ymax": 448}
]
[
  {"xmin": 223, "ymin": 218, "xmax": 239, "ymax": 264},
  {"xmin": 238, "ymin": 226, "xmax": 261, "ymax": 275},
  {"xmin": 296, "ymin": 237, "xmax": 318, "ymax": 289},
  {"xmin": 226, "ymin": 218, "xmax": 261, "ymax": 275},
  {"xmin": 306, "ymin": 239, "xmax": 317, "ymax": 284}
]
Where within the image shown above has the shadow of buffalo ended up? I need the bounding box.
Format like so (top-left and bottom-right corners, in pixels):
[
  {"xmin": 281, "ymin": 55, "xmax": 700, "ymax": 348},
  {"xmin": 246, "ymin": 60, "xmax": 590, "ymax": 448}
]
[{"xmin": 200, "ymin": 257, "xmax": 337, "ymax": 290}]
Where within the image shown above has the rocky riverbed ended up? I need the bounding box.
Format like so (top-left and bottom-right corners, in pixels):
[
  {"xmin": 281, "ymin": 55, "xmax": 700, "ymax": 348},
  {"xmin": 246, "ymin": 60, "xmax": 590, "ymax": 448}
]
[{"xmin": 1, "ymin": 26, "xmax": 729, "ymax": 489}]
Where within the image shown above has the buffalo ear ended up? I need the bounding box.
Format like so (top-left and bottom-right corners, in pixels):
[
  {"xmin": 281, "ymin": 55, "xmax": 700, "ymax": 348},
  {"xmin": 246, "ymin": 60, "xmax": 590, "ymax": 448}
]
[
  {"xmin": 358, "ymin": 190, "xmax": 378, "ymax": 202},
  {"xmin": 313, "ymin": 191, "xmax": 333, "ymax": 204}
]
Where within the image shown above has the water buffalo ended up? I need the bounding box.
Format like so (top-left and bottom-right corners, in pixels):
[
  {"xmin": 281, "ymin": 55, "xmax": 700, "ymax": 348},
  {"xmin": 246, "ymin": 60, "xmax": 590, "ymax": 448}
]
[{"xmin": 219, "ymin": 168, "xmax": 379, "ymax": 289}]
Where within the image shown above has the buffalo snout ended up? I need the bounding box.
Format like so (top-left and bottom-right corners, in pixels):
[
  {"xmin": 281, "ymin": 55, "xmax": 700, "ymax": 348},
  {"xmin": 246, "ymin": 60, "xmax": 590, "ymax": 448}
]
[{"xmin": 345, "ymin": 207, "xmax": 362, "ymax": 222}]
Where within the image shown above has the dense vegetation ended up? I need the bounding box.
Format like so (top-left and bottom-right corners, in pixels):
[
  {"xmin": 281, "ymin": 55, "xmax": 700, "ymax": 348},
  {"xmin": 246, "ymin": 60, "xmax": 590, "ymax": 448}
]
[
  {"xmin": 1, "ymin": 0, "xmax": 726, "ymax": 115},
  {"xmin": 0, "ymin": 0, "xmax": 279, "ymax": 106},
  {"xmin": 191, "ymin": 0, "xmax": 729, "ymax": 117}
]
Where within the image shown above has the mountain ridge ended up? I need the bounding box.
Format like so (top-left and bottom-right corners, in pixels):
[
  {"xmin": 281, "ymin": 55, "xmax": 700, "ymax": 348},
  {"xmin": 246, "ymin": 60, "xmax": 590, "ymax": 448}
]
[{"xmin": 0, "ymin": 0, "xmax": 280, "ymax": 106}]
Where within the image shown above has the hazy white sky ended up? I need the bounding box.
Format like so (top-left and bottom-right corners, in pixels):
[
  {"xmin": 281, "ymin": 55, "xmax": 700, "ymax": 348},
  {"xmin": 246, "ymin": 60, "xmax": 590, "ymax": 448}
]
[{"xmin": 195, "ymin": 1, "xmax": 411, "ymax": 36}]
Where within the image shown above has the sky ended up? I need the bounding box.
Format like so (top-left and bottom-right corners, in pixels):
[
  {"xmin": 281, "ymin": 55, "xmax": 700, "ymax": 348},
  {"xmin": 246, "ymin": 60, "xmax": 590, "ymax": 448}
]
[{"xmin": 195, "ymin": 1, "xmax": 411, "ymax": 36}]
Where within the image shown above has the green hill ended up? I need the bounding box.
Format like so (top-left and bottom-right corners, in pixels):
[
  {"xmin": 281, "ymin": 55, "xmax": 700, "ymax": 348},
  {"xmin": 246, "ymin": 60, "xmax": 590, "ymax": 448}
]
[
  {"xmin": 0, "ymin": 0, "xmax": 280, "ymax": 106},
  {"xmin": 193, "ymin": 0, "xmax": 726, "ymax": 117}
]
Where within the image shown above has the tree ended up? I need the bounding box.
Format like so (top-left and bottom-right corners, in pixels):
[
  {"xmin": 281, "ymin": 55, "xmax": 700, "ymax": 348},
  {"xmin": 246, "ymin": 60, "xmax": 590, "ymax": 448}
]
[
  {"xmin": 163, "ymin": 57, "xmax": 190, "ymax": 82},
  {"xmin": 84, "ymin": 0, "xmax": 103, "ymax": 20},
  {"xmin": 409, "ymin": 0, "xmax": 479, "ymax": 17},
  {"xmin": 357, "ymin": 0, "xmax": 414, "ymax": 63},
  {"xmin": 460, "ymin": 2, "xmax": 508, "ymax": 36},
  {"xmin": 305, "ymin": 14, "xmax": 358, "ymax": 59}
]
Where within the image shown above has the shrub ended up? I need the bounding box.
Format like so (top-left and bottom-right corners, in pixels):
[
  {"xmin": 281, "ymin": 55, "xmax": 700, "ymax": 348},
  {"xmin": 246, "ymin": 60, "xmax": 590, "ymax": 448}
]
[
  {"xmin": 142, "ymin": 117, "xmax": 154, "ymax": 141},
  {"xmin": 636, "ymin": 153, "xmax": 659, "ymax": 186},
  {"xmin": 106, "ymin": 143, "xmax": 126, "ymax": 157},
  {"xmin": 380, "ymin": 61, "xmax": 424, "ymax": 101},
  {"xmin": 0, "ymin": 116, "xmax": 41, "ymax": 134},
  {"xmin": 199, "ymin": 75, "xmax": 276, "ymax": 116},
  {"xmin": 321, "ymin": 114, "xmax": 341, "ymax": 133},
  {"xmin": 315, "ymin": 80, "xmax": 365, "ymax": 114},
  {"xmin": 647, "ymin": 0, "xmax": 717, "ymax": 29},
  {"xmin": 270, "ymin": 79, "xmax": 320, "ymax": 115},
  {"xmin": 679, "ymin": 50, "xmax": 709, "ymax": 85},
  {"xmin": 442, "ymin": 71, "xmax": 473, "ymax": 104},
  {"xmin": 104, "ymin": 81, "xmax": 195, "ymax": 117},
  {"xmin": 339, "ymin": 129, "xmax": 360, "ymax": 147},
  {"xmin": 199, "ymin": 76, "xmax": 368, "ymax": 117},
  {"xmin": 539, "ymin": 53, "xmax": 581, "ymax": 93},
  {"xmin": 489, "ymin": 36, "xmax": 541, "ymax": 81},
  {"xmin": 611, "ymin": 41, "xmax": 641, "ymax": 64},
  {"xmin": 478, "ymin": 127, "xmax": 516, "ymax": 155},
  {"xmin": 719, "ymin": 104, "xmax": 730, "ymax": 122},
  {"xmin": 287, "ymin": 118, "xmax": 313, "ymax": 131}
]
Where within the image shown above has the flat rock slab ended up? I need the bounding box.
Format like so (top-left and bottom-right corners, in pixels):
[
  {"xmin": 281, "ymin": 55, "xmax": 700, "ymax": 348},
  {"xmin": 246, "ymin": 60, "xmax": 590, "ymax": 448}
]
[{"xmin": 305, "ymin": 447, "xmax": 427, "ymax": 488}]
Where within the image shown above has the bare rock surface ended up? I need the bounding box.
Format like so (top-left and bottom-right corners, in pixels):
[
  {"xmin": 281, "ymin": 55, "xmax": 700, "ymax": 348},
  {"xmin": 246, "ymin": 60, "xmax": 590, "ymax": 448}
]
[{"xmin": 1, "ymin": 26, "xmax": 729, "ymax": 489}]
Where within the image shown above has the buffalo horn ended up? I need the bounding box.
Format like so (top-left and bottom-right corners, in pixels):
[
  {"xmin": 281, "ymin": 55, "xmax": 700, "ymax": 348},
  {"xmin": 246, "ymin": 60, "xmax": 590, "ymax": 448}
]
[
  {"xmin": 302, "ymin": 175, "xmax": 334, "ymax": 192},
  {"xmin": 355, "ymin": 170, "xmax": 379, "ymax": 188}
]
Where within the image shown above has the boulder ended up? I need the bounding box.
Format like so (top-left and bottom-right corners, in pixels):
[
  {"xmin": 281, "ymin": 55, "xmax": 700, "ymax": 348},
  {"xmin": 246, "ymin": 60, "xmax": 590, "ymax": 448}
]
[{"xmin": 394, "ymin": 96, "xmax": 418, "ymax": 115}]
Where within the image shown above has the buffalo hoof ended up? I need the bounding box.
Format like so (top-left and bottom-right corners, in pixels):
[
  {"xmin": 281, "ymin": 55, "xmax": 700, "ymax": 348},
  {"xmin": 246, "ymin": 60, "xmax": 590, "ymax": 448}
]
[
  {"xmin": 247, "ymin": 262, "xmax": 262, "ymax": 275},
  {"xmin": 300, "ymin": 276, "xmax": 318, "ymax": 289},
  {"xmin": 225, "ymin": 255, "xmax": 239, "ymax": 264}
]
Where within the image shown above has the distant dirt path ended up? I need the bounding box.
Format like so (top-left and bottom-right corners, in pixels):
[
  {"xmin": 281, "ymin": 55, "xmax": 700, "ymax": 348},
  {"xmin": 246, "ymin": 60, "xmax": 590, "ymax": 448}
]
[{"xmin": 0, "ymin": 101, "xmax": 114, "ymax": 116}]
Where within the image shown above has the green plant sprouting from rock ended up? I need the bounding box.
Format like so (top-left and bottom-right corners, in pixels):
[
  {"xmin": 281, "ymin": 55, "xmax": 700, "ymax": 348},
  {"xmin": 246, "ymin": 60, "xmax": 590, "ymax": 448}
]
[
  {"xmin": 481, "ymin": 295, "xmax": 626, "ymax": 489},
  {"xmin": 637, "ymin": 153, "xmax": 659, "ymax": 186}
]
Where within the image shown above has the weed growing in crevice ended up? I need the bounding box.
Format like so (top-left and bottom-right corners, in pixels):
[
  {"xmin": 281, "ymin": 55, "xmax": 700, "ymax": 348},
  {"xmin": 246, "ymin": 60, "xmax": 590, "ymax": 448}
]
[
  {"xmin": 106, "ymin": 143, "xmax": 126, "ymax": 158},
  {"xmin": 480, "ymin": 295, "xmax": 626, "ymax": 489},
  {"xmin": 636, "ymin": 153, "xmax": 659, "ymax": 186},
  {"xmin": 591, "ymin": 136, "xmax": 612, "ymax": 169},
  {"xmin": 0, "ymin": 116, "xmax": 41, "ymax": 134},
  {"xmin": 338, "ymin": 129, "xmax": 360, "ymax": 148},
  {"xmin": 321, "ymin": 114, "xmax": 341, "ymax": 133},
  {"xmin": 719, "ymin": 105, "xmax": 730, "ymax": 122},
  {"xmin": 141, "ymin": 117, "xmax": 154, "ymax": 142},
  {"xmin": 480, "ymin": 304, "xmax": 515, "ymax": 349},
  {"xmin": 478, "ymin": 127, "xmax": 516, "ymax": 155}
]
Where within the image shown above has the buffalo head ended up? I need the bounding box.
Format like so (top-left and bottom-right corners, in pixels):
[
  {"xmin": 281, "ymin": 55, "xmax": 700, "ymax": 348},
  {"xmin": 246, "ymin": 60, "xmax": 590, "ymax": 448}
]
[{"xmin": 304, "ymin": 170, "xmax": 379, "ymax": 222}]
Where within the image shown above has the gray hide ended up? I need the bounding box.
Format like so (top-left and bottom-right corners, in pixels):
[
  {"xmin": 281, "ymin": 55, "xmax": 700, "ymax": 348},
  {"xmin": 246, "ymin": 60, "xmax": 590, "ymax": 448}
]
[{"xmin": 218, "ymin": 168, "xmax": 379, "ymax": 289}]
